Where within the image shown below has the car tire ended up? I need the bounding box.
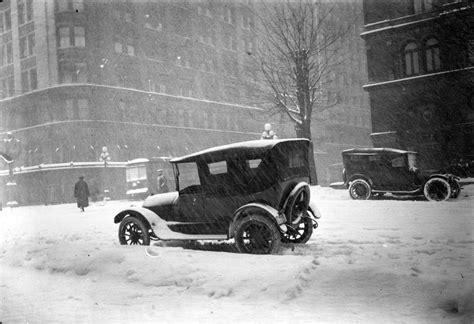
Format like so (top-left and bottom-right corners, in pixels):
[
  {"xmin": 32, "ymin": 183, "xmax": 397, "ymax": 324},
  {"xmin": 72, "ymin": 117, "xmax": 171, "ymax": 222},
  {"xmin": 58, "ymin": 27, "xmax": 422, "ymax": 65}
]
[
  {"xmin": 423, "ymin": 178, "xmax": 451, "ymax": 202},
  {"xmin": 349, "ymin": 179, "xmax": 371, "ymax": 200},
  {"xmin": 284, "ymin": 183, "xmax": 310, "ymax": 224},
  {"xmin": 234, "ymin": 215, "xmax": 281, "ymax": 254},
  {"xmin": 281, "ymin": 214, "xmax": 313, "ymax": 244},
  {"xmin": 450, "ymin": 180, "xmax": 461, "ymax": 199},
  {"xmin": 118, "ymin": 216, "xmax": 150, "ymax": 245}
]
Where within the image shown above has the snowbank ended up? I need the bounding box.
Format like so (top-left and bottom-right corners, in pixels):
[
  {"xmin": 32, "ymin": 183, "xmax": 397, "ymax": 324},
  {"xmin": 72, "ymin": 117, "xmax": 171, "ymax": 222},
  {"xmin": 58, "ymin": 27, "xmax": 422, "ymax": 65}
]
[{"xmin": 0, "ymin": 185, "xmax": 472, "ymax": 323}]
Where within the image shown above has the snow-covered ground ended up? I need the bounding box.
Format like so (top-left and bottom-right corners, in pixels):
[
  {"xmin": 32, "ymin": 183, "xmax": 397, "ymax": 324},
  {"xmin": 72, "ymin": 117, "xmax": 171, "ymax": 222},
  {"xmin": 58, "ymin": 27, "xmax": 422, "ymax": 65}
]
[{"xmin": 1, "ymin": 185, "xmax": 473, "ymax": 323}]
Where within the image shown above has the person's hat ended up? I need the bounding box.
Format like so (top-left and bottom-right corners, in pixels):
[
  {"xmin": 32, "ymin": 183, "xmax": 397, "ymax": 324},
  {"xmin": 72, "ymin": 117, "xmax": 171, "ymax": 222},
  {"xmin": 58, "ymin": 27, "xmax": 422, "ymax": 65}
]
[{"xmin": 79, "ymin": 176, "xmax": 84, "ymax": 179}]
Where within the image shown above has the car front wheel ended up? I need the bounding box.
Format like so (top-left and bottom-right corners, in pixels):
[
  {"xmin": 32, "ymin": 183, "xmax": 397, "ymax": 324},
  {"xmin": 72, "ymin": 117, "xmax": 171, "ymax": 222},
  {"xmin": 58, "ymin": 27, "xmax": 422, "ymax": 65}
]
[
  {"xmin": 423, "ymin": 178, "xmax": 451, "ymax": 202},
  {"xmin": 349, "ymin": 179, "xmax": 371, "ymax": 200},
  {"xmin": 118, "ymin": 216, "xmax": 150, "ymax": 245},
  {"xmin": 234, "ymin": 215, "xmax": 281, "ymax": 254}
]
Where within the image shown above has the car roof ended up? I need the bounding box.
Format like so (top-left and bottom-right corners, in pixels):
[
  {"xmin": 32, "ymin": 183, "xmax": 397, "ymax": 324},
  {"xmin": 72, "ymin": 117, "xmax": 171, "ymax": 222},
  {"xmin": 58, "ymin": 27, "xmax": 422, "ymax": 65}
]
[
  {"xmin": 342, "ymin": 148, "xmax": 417, "ymax": 155},
  {"xmin": 171, "ymin": 138, "xmax": 310, "ymax": 163}
]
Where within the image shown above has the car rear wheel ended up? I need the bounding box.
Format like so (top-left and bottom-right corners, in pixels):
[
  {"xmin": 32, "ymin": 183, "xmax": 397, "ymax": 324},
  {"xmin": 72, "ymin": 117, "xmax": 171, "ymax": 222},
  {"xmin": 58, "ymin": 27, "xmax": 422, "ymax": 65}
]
[
  {"xmin": 450, "ymin": 180, "xmax": 461, "ymax": 199},
  {"xmin": 349, "ymin": 179, "xmax": 371, "ymax": 200},
  {"xmin": 281, "ymin": 214, "xmax": 313, "ymax": 244},
  {"xmin": 234, "ymin": 215, "xmax": 281, "ymax": 254},
  {"xmin": 423, "ymin": 178, "xmax": 451, "ymax": 202},
  {"xmin": 119, "ymin": 216, "xmax": 150, "ymax": 245}
]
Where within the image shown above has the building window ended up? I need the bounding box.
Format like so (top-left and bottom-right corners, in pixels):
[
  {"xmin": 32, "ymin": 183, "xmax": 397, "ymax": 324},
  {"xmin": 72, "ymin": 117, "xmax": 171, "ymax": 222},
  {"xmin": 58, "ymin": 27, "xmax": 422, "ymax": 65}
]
[
  {"xmin": 124, "ymin": 11, "xmax": 133, "ymax": 23},
  {"xmin": 30, "ymin": 68, "xmax": 37, "ymax": 90},
  {"xmin": 58, "ymin": 27, "xmax": 85, "ymax": 48},
  {"xmin": 74, "ymin": 27, "xmax": 85, "ymax": 47},
  {"xmin": 5, "ymin": 9, "xmax": 11, "ymax": 31},
  {"xmin": 0, "ymin": 14, "xmax": 3, "ymax": 34},
  {"xmin": 21, "ymin": 68, "xmax": 36, "ymax": 93},
  {"xmin": 6, "ymin": 43, "xmax": 12, "ymax": 64},
  {"xmin": 20, "ymin": 33, "xmax": 35, "ymax": 59},
  {"xmin": 78, "ymin": 98, "xmax": 88, "ymax": 119},
  {"xmin": 115, "ymin": 42, "xmax": 135, "ymax": 56},
  {"xmin": 59, "ymin": 63, "xmax": 87, "ymax": 83},
  {"xmin": 468, "ymin": 40, "xmax": 474, "ymax": 64},
  {"xmin": 126, "ymin": 44, "xmax": 135, "ymax": 56},
  {"xmin": 224, "ymin": 7, "xmax": 235, "ymax": 24},
  {"xmin": 27, "ymin": 0, "xmax": 33, "ymax": 21},
  {"xmin": 20, "ymin": 37, "xmax": 27, "ymax": 59},
  {"xmin": 425, "ymin": 38, "xmax": 440, "ymax": 72},
  {"xmin": 59, "ymin": 27, "xmax": 70, "ymax": 48},
  {"xmin": 0, "ymin": 76, "xmax": 14, "ymax": 99},
  {"xmin": 57, "ymin": 0, "xmax": 84, "ymax": 12},
  {"xmin": 18, "ymin": 1, "xmax": 25, "ymax": 25},
  {"xmin": 403, "ymin": 42, "xmax": 419, "ymax": 76},
  {"xmin": 114, "ymin": 42, "xmax": 122, "ymax": 53},
  {"xmin": 414, "ymin": 0, "xmax": 433, "ymax": 14}
]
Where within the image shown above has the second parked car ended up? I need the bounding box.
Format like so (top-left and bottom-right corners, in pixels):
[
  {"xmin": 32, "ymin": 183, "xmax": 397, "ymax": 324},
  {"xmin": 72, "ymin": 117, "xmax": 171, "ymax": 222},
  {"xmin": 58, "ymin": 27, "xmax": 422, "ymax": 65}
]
[{"xmin": 342, "ymin": 148, "xmax": 460, "ymax": 201}]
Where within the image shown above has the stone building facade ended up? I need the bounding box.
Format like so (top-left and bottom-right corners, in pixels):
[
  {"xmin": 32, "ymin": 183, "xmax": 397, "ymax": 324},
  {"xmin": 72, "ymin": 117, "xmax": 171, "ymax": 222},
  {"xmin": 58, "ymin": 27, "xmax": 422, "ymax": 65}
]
[{"xmin": 361, "ymin": 0, "xmax": 473, "ymax": 169}]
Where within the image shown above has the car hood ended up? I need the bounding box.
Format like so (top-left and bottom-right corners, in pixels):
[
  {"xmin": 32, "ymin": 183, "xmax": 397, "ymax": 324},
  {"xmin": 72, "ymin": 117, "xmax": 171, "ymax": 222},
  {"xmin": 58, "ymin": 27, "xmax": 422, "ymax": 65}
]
[{"xmin": 142, "ymin": 191, "xmax": 178, "ymax": 208}]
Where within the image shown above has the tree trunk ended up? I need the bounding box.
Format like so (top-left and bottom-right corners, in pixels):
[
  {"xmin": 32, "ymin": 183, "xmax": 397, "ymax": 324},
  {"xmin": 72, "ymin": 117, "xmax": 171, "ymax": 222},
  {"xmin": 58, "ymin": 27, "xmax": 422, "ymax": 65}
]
[{"xmin": 295, "ymin": 123, "xmax": 318, "ymax": 185}]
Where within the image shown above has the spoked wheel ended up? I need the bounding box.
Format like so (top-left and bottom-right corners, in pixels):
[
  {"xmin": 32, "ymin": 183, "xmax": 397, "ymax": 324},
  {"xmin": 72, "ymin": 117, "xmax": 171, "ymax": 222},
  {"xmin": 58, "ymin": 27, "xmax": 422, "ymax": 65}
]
[
  {"xmin": 450, "ymin": 180, "xmax": 461, "ymax": 199},
  {"xmin": 349, "ymin": 179, "xmax": 371, "ymax": 200},
  {"xmin": 423, "ymin": 178, "xmax": 451, "ymax": 202},
  {"xmin": 118, "ymin": 216, "xmax": 150, "ymax": 245},
  {"xmin": 234, "ymin": 215, "xmax": 281, "ymax": 254},
  {"xmin": 281, "ymin": 214, "xmax": 313, "ymax": 244}
]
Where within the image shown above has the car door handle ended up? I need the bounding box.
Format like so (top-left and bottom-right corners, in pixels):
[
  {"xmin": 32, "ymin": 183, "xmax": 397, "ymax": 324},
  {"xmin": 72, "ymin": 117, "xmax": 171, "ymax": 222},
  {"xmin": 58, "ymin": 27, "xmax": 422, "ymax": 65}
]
[{"xmin": 193, "ymin": 198, "xmax": 196, "ymax": 205}]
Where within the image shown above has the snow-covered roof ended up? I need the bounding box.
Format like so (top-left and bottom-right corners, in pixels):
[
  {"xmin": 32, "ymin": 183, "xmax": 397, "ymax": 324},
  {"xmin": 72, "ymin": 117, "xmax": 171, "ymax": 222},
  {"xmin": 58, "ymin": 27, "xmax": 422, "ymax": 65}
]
[
  {"xmin": 171, "ymin": 138, "xmax": 310, "ymax": 163},
  {"xmin": 342, "ymin": 148, "xmax": 417, "ymax": 155}
]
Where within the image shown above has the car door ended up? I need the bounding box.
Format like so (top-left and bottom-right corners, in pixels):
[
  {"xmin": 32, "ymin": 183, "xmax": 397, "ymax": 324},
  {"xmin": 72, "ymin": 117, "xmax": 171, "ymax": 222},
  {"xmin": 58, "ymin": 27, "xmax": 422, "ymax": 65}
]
[
  {"xmin": 175, "ymin": 162, "xmax": 205, "ymax": 223},
  {"xmin": 202, "ymin": 159, "xmax": 246, "ymax": 233},
  {"xmin": 380, "ymin": 155, "xmax": 415, "ymax": 190}
]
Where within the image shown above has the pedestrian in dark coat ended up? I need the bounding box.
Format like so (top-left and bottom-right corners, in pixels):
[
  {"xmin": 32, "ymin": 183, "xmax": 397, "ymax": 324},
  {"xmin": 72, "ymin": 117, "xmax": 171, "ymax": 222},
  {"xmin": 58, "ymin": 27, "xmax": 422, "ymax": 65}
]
[{"xmin": 74, "ymin": 176, "xmax": 90, "ymax": 211}]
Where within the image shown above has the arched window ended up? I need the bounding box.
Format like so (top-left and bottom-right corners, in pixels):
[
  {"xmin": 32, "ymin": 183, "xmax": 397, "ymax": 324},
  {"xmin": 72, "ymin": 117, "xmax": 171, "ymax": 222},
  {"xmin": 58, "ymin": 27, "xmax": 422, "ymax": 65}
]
[
  {"xmin": 403, "ymin": 42, "xmax": 420, "ymax": 76},
  {"xmin": 425, "ymin": 38, "xmax": 440, "ymax": 72}
]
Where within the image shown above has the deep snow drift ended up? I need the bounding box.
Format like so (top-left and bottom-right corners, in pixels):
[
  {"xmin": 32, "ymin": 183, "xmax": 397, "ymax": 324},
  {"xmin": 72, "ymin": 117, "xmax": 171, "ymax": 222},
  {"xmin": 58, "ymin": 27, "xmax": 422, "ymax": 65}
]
[{"xmin": 0, "ymin": 185, "xmax": 473, "ymax": 323}]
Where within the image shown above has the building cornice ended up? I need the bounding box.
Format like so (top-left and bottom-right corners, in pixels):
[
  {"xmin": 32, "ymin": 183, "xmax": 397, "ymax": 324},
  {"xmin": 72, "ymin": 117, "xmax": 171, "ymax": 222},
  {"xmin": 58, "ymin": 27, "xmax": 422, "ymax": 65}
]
[
  {"xmin": 0, "ymin": 83, "xmax": 264, "ymax": 111},
  {"xmin": 361, "ymin": 1, "xmax": 473, "ymax": 38},
  {"xmin": 0, "ymin": 119, "xmax": 261, "ymax": 137},
  {"xmin": 363, "ymin": 67, "xmax": 474, "ymax": 90}
]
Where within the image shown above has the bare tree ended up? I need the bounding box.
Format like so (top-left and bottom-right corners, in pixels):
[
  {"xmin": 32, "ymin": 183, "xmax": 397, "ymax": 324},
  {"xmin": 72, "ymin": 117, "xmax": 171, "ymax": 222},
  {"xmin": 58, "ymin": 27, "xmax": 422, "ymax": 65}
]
[{"xmin": 247, "ymin": 0, "xmax": 354, "ymax": 183}]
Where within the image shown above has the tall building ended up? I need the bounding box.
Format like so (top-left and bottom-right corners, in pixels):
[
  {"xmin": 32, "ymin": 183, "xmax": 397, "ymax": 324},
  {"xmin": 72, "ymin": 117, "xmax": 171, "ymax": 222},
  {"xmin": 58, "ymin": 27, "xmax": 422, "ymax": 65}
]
[
  {"xmin": 0, "ymin": 0, "xmax": 274, "ymax": 159},
  {"xmin": 311, "ymin": 0, "xmax": 372, "ymax": 184},
  {"xmin": 0, "ymin": 0, "xmax": 373, "ymax": 204},
  {"xmin": 0, "ymin": 0, "xmax": 290, "ymax": 205},
  {"xmin": 361, "ymin": 0, "xmax": 473, "ymax": 170}
]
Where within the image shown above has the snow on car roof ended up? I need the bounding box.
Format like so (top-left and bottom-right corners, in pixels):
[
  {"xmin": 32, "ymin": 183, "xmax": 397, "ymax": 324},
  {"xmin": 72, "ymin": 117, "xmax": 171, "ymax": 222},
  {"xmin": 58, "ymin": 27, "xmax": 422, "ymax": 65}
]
[
  {"xmin": 171, "ymin": 138, "xmax": 310, "ymax": 163},
  {"xmin": 342, "ymin": 148, "xmax": 417, "ymax": 155}
]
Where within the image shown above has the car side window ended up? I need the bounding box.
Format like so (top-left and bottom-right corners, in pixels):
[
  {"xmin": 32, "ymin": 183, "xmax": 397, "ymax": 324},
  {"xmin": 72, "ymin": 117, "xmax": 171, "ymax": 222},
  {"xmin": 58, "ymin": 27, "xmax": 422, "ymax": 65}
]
[
  {"xmin": 391, "ymin": 156, "xmax": 406, "ymax": 168},
  {"xmin": 177, "ymin": 162, "xmax": 201, "ymax": 192}
]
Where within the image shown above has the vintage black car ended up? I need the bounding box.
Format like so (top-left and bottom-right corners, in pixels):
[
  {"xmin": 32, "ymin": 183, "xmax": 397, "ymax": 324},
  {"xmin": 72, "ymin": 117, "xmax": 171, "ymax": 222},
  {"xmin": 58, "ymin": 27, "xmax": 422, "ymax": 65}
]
[
  {"xmin": 342, "ymin": 148, "xmax": 460, "ymax": 201},
  {"xmin": 114, "ymin": 139, "xmax": 321, "ymax": 254}
]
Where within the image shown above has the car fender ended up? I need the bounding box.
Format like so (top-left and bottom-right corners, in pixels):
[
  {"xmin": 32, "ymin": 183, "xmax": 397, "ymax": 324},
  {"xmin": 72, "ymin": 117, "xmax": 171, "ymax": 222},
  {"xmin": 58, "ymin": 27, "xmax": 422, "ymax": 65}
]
[
  {"xmin": 308, "ymin": 200, "xmax": 321, "ymax": 219},
  {"xmin": 114, "ymin": 206, "xmax": 162, "ymax": 229},
  {"xmin": 229, "ymin": 202, "xmax": 287, "ymax": 237},
  {"xmin": 346, "ymin": 174, "xmax": 372, "ymax": 187},
  {"xmin": 426, "ymin": 173, "xmax": 452, "ymax": 183}
]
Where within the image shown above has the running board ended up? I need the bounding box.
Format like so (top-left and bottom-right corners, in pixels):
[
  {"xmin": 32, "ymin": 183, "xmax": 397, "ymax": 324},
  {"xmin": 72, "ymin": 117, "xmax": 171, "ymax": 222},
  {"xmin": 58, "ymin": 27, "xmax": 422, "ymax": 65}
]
[
  {"xmin": 372, "ymin": 189, "xmax": 421, "ymax": 194},
  {"xmin": 151, "ymin": 220, "xmax": 228, "ymax": 241}
]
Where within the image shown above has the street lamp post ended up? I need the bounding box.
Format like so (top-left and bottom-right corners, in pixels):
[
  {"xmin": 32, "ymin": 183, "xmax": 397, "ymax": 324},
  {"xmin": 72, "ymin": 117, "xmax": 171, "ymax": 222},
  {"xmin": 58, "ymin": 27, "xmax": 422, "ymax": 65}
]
[
  {"xmin": 2, "ymin": 132, "xmax": 21, "ymax": 207},
  {"xmin": 99, "ymin": 146, "xmax": 111, "ymax": 201}
]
